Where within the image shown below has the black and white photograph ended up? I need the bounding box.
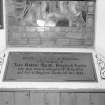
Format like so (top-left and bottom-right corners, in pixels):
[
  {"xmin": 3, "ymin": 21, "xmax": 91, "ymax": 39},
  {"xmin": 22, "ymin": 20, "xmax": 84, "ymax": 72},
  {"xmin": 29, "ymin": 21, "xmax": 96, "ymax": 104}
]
[{"xmin": 0, "ymin": 0, "xmax": 105, "ymax": 105}]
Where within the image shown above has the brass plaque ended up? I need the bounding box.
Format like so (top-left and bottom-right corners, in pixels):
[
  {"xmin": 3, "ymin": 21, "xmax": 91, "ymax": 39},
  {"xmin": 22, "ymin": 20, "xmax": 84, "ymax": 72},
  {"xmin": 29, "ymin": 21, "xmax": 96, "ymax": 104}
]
[{"xmin": 4, "ymin": 52, "xmax": 97, "ymax": 82}]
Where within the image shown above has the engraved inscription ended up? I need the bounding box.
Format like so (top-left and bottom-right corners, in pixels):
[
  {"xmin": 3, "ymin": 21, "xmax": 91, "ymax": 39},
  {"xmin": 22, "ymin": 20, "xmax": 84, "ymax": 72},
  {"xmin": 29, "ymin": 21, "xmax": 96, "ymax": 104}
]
[{"xmin": 4, "ymin": 52, "xmax": 97, "ymax": 82}]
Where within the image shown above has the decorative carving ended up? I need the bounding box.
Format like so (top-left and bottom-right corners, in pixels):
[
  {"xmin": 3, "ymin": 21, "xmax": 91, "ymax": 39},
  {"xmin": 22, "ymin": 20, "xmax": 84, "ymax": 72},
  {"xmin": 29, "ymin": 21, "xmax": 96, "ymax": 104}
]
[
  {"xmin": 95, "ymin": 53, "xmax": 105, "ymax": 79},
  {"xmin": 0, "ymin": 53, "xmax": 5, "ymax": 73}
]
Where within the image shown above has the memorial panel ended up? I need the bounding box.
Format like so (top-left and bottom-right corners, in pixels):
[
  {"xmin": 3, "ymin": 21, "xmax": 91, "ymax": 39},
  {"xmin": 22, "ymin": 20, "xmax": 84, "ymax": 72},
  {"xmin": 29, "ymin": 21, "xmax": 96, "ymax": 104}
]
[
  {"xmin": 6, "ymin": 0, "xmax": 96, "ymax": 47},
  {"xmin": 3, "ymin": 52, "xmax": 97, "ymax": 82}
]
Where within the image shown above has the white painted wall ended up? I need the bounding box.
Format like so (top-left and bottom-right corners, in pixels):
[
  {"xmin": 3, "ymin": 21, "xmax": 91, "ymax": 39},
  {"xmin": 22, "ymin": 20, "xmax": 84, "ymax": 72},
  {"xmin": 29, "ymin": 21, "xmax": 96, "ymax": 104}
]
[
  {"xmin": 95, "ymin": 0, "xmax": 105, "ymax": 54},
  {"xmin": 0, "ymin": 0, "xmax": 105, "ymax": 54}
]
